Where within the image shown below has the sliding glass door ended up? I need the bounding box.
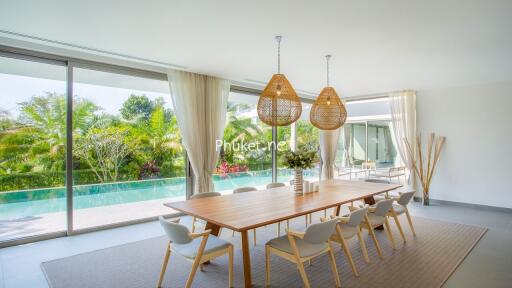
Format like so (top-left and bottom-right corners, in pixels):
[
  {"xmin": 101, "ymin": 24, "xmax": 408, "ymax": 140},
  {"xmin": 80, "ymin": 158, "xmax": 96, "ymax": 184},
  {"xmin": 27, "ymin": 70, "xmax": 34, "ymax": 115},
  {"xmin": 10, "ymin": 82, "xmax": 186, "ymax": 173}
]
[
  {"xmin": 336, "ymin": 120, "xmax": 399, "ymax": 169},
  {"xmin": 71, "ymin": 67, "xmax": 186, "ymax": 230},
  {"xmin": 336, "ymin": 123, "xmax": 360, "ymax": 168},
  {"xmin": 367, "ymin": 120, "xmax": 397, "ymax": 168},
  {"xmin": 0, "ymin": 55, "xmax": 67, "ymax": 242}
]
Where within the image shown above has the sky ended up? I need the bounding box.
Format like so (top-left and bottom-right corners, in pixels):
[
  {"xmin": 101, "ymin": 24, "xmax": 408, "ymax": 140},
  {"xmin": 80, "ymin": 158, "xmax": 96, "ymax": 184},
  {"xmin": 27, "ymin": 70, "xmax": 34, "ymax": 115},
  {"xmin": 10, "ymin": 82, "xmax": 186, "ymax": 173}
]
[
  {"xmin": 0, "ymin": 73, "xmax": 172, "ymax": 119},
  {"xmin": 0, "ymin": 72, "xmax": 269, "ymax": 121}
]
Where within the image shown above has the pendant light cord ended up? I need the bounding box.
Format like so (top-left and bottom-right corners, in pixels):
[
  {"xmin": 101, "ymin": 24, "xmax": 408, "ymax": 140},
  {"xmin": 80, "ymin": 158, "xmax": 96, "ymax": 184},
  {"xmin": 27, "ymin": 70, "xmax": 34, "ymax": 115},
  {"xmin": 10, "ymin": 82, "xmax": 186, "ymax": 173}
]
[
  {"xmin": 326, "ymin": 54, "xmax": 331, "ymax": 87},
  {"xmin": 276, "ymin": 35, "xmax": 282, "ymax": 74}
]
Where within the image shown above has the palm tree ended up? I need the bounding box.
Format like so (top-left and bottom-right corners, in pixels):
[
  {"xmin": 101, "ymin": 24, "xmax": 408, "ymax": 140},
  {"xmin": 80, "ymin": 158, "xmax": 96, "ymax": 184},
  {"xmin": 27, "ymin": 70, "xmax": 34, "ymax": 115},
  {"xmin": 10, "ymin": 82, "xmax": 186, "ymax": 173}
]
[
  {"xmin": 0, "ymin": 93, "xmax": 99, "ymax": 173},
  {"xmin": 220, "ymin": 102, "xmax": 263, "ymax": 163},
  {"xmin": 146, "ymin": 105, "xmax": 182, "ymax": 164}
]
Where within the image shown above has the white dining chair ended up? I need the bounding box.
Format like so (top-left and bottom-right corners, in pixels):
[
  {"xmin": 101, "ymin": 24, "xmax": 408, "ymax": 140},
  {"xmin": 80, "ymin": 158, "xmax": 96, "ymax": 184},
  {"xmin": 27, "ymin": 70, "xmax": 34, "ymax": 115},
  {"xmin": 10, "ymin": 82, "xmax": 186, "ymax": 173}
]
[
  {"xmin": 190, "ymin": 192, "xmax": 222, "ymax": 233},
  {"xmin": 233, "ymin": 186, "xmax": 258, "ymax": 194},
  {"xmin": 232, "ymin": 186, "xmax": 258, "ymax": 245},
  {"xmin": 388, "ymin": 190, "xmax": 416, "ymax": 238},
  {"xmin": 357, "ymin": 198, "xmax": 395, "ymax": 259},
  {"xmin": 265, "ymin": 218, "xmax": 341, "ymax": 288},
  {"xmin": 324, "ymin": 207, "xmax": 370, "ymax": 277},
  {"xmin": 266, "ymin": 182, "xmax": 286, "ymax": 189},
  {"xmin": 157, "ymin": 216, "xmax": 234, "ymax": 288},
  {"xmin": 374, "ymin": 186, "xmax": 417, "ymax": 241}
]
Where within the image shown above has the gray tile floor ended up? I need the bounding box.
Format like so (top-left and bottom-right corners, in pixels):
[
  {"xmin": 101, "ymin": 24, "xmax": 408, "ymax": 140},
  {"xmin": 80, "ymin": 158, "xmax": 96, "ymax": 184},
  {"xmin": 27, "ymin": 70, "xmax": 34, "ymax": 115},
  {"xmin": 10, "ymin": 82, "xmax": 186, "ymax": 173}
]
[
  {"xmin": 0, "ymin": 202, "xmax": 511, "ymax": 288},
  {"xmin": 410, "ymin": 203, "xmax": 512, "ymax": 288}
]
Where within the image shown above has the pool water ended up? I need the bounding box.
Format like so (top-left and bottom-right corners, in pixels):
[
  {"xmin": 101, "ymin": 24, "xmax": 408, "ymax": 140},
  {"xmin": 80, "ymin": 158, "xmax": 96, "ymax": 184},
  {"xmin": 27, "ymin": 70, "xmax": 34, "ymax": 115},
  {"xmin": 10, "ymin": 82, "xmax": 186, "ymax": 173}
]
[{"xmin": 0, "ymin": 169, "xmax": 319, "ymax": 220}]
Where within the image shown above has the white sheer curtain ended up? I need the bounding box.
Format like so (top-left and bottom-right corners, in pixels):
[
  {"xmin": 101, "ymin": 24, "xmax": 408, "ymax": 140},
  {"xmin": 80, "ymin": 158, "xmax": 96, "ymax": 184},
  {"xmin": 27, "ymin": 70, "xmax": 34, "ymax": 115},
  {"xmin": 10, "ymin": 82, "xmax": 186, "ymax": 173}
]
[
  {"xmin": 320, "ymin": 128, "xmax": 341, "ymax": 180},
  {"xmin": 168, "ymin": 70, "xmax": 230, "ymax": 194},
  {"xmin": 343, "ymin": 125, "xmax": 352, "ymax": 167},
  {"xmin": 389, "ymin": 90, "xmax": 417, "ymax": 184}
]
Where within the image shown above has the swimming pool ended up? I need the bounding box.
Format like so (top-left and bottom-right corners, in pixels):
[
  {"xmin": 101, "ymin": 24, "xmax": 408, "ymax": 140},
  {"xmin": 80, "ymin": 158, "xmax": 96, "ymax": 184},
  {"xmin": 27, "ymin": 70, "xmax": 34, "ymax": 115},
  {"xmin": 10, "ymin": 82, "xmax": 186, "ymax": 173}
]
[{"xmin": 0, "ymin": 169, "xmax": 319, "ymax": 220}]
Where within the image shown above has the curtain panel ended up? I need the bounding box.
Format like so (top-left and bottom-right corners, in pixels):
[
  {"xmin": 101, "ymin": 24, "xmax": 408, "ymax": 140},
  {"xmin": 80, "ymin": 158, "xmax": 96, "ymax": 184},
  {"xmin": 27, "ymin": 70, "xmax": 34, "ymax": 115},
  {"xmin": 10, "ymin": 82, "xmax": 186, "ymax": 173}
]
[
  {"xmin": 343, "ymin": 125, "xmax": 352, "ymax": 167},
  {"xmin": 389, "ymin": 90, "xmax": 417, "ymax": 184},
  {"xmin": 168, "ymin": 70, "xmax": 230, "ymax": 194},
  {"xmin": 320, "ymin": 128, "xmax": 341, "ymax": 180}
]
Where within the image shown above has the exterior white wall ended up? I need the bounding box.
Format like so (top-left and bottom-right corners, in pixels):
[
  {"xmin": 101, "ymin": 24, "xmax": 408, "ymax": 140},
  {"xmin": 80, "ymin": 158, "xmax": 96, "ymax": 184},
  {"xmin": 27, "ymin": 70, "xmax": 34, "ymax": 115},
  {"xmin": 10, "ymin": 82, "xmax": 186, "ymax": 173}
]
[
  {"xmin": 417, "ymin": 81, "xmax": 512, "ymax": 208},
  {"xmin": 346, "ymin": 98, "xmax": 390, "ymax": 119}
]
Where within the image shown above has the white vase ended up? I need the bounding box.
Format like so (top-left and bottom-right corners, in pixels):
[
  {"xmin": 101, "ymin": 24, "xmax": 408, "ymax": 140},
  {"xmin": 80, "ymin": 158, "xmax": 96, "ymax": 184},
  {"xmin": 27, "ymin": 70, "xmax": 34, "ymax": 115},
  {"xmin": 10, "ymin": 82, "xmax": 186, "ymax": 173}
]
[{"xmin": 294, "ymin": 169, "xmax": 303, "ymax": 195}]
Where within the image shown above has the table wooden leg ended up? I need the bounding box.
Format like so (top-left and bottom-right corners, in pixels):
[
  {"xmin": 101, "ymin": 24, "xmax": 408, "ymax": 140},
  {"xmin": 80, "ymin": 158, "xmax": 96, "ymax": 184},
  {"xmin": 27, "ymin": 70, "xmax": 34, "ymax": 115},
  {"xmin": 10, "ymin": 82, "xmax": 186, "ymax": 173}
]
[
  {"xmin": 203, "ymin": 221, "xmax": 221, "ymax": 264},
  {"xmin": 241, "ymin": 230, "xmax": 253, "ymax": 287},
  {"xmin": 204, "ymin": 221, "xmax": 221, "ymax": 236},
  {"xmin": 335, "ymin": 205, "xmax": 341, "ymax": 216}
]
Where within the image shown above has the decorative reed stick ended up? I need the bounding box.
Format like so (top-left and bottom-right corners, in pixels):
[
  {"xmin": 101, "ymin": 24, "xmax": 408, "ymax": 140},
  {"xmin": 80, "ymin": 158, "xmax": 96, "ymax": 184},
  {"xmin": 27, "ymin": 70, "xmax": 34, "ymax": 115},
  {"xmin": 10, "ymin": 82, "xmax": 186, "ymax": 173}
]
[{"xmin": 404, "ymin": 133, "xmax": 446, "ymax": 205}]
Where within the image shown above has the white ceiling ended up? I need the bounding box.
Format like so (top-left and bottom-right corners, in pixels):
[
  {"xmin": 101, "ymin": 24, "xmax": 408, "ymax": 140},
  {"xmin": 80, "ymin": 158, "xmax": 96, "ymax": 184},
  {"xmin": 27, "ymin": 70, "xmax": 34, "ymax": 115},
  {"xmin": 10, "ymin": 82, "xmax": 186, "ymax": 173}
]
[{"xmin": 0, "ymin": 0, "xmax": 511, "ymax": 98}]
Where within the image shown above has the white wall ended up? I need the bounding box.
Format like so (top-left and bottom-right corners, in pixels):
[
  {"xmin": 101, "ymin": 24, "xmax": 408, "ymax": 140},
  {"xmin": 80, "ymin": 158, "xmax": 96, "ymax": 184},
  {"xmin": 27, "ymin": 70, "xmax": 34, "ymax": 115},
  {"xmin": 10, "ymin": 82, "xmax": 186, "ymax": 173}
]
[
  {"xmin": 417, "ymin": 81, "xmax": 512, "ymax": 208},
  {"xmin": 346, "ymin": 98, "xmax": 390, "ymax": 119}
]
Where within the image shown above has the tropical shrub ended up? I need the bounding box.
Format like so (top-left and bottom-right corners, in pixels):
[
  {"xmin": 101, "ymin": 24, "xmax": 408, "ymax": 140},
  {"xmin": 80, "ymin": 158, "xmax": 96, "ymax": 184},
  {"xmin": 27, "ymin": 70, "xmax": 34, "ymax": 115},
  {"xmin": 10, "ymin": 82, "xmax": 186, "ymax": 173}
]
[{"xmin": 215, "ymin": 161, "xmax": 248, "ymax": 175}]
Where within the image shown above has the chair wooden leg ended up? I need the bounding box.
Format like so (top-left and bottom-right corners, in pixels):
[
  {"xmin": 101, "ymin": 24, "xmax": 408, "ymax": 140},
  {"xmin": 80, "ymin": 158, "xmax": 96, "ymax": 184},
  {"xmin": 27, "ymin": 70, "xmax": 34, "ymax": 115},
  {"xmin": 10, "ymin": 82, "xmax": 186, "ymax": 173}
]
[
  {"xmin": 365, "ymin": 216, "xmax": 384, "ymax": 259},
  {"xmin": 265, "ymin": 245, "xmax": 271, "ymax": 287},
  {"xmin": 384, "ymin": 219, "xmax": 397, "ymax": 250},
  {"xmin": 391, "ymin": 212, "xmax": 406, "ymax": 243},
  {"xmin": 186, "ymin": 235, "xmax": 208, "ymax": 288},
  {"xmin": 340, "ymin": 236, "xmax": 359, "ymax": 277},
  {"xmin": 228, "ymin": 246, "xmax": 234, "ymax": 288},
  {"xmin": 253, "ymin": 229, "xmax": 257, "ymax": 246},
  {"xmin": 296, "ymin": 262, "xmax": 311, "ymax": 288},
  {"xmin": 405, "ymin": 208, "xmax": 416, "ymax": 236},
  {"xmin": 185, "ymin": 257, "xmax": 201, "ymax": 288},
  {"xmin": 157, "ymin": 242, "xmax": 171, "ymax": 288},
  {"xmin": 357, "ymin": 230, "xmax": 370, "ymax": 263},
  {"xmin": 191, "ymin": 216, "xmax": 196, "ymax": 233},
  {"xmin": 327, "ymin": 246, "xmax": 342, "ymax": 288}
]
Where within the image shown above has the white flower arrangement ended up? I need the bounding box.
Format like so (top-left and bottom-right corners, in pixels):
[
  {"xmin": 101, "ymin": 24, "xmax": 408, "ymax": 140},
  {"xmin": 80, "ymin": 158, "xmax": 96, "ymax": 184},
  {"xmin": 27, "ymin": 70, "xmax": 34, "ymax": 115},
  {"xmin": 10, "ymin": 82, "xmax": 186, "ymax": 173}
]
[{"xmin": 281, "ymin": 149, "xmax": 317, "ymax": 169}]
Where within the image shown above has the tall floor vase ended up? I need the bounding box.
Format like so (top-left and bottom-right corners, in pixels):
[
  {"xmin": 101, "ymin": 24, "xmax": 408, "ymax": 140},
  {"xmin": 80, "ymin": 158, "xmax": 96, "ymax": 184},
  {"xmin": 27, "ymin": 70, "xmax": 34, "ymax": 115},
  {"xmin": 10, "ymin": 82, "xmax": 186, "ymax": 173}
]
[
  {"xmin": 404, "ymin": 134, "xmax": 445, "ymax": 207},
  {"xmin": 423, "ymin": 187, "xmax": 430, "ymax": 206},
  {"xmin": 294, "ymin": 169, "xmax": 303, "ymax": 195}
]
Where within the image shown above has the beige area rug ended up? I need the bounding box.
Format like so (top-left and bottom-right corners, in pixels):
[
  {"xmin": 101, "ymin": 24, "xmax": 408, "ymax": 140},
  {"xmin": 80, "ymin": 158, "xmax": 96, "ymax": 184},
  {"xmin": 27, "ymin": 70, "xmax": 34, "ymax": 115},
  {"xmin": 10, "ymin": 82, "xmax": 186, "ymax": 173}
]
[{"xmin": 41, "ymin": 216, "xmax": 486, "ymax": 288}]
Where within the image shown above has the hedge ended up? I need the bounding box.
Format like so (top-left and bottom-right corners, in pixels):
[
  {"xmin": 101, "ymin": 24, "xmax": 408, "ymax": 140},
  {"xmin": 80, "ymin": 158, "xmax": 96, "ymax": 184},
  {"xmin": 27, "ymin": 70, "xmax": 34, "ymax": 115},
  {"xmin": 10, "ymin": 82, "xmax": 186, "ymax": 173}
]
[{"xmin": 0, "ymin": 167, "xmax": 186, "ymax": 192}]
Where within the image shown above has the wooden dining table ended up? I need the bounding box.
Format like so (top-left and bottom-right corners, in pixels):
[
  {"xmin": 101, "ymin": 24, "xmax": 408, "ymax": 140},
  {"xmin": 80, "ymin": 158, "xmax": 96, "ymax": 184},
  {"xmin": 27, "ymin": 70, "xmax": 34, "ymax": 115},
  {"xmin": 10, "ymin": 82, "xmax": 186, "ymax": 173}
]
[{"xmin": 164, "ymin": 179, "xmax": 401, "ymax": 288}]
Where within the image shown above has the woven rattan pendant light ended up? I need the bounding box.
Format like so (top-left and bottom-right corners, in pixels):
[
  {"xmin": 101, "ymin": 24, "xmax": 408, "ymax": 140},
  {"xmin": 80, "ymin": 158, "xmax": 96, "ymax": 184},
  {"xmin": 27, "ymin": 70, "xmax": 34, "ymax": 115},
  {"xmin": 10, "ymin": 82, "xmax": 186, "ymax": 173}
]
[
  {"xmin": 257, "ymin": 36, "xmax": 302, "ymax": 126},
  {"xmin": 310, "ymin": 55, "xmax": 347, "ymax": 130}
]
